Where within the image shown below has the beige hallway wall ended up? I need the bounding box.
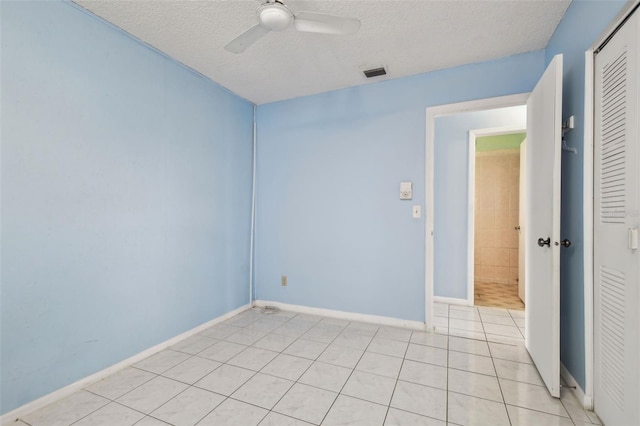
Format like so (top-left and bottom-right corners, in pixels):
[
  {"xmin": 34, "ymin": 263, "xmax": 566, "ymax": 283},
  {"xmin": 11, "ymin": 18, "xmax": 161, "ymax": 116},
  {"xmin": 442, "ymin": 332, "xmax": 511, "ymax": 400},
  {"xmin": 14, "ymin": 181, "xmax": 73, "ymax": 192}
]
[{"xmin": 474, "ymin": 149, "xmax": 520, "ymax": 285}]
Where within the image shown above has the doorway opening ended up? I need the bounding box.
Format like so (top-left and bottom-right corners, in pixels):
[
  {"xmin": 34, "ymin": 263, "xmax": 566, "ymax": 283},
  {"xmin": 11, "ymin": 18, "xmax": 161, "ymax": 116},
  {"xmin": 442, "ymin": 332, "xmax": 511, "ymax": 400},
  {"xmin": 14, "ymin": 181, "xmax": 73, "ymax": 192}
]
[
  {"xmin": 471, "ymin": 129, "xmax": 526, "ymax": 310},
  {"xmin": 425, "ymin": 96, "xmax": 528, "ymax": 323}
]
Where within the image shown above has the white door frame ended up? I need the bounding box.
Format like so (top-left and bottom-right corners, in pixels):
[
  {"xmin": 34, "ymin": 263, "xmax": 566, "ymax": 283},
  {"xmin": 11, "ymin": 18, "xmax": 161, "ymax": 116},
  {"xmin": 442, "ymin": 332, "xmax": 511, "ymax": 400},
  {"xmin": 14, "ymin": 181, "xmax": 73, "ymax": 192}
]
[
  {"xmin": 467, "ymin": 125, "xmax": 527, "ymax": 306},
  {"xmin": 583, "ymin": 0, "xmax": 640, "ymax": 410},
  {"xmin": 425, "ymin": 93, "xmax": 529, "ymax": 327}
]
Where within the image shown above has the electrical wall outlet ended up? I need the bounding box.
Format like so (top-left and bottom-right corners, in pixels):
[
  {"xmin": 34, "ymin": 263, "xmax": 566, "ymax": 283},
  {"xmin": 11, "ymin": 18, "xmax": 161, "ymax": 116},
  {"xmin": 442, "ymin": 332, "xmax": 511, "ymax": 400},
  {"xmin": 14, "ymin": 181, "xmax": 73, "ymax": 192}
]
[{"xmin": 281, "ymin": 275, "xmax": 288, "ymax": 286}]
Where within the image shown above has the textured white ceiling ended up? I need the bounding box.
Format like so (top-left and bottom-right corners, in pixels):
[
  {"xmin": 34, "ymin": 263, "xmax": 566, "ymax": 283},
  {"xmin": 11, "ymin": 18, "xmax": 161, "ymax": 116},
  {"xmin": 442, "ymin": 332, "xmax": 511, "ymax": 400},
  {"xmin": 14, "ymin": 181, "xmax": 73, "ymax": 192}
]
[{"xmin": 74, "ymin": 0, "xmax": 571, "ymax": 105}]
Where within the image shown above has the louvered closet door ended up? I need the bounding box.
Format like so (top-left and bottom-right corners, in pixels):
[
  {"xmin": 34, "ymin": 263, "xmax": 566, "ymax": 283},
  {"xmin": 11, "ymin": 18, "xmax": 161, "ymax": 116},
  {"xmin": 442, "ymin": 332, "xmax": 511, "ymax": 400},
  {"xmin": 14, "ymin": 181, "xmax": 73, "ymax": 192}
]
[{"xmin": 594, "ymin": 8, "xmax": 639, "ymax": 426}]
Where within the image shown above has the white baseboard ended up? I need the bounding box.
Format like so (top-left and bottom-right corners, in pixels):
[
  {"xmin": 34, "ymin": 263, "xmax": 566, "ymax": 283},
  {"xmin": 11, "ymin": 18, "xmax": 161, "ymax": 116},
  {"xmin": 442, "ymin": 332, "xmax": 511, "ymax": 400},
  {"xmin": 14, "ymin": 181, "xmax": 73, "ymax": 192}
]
[
  {"xmin": 254, "ymin": 300, "xmax": 428, "ymax": 331},
  {"xmin": 561, "ymin": 362, "xmax": 593, "ymax": 410},
  {"xmin": 433, "ymin": 295, "xmax": 473, "ymax": 306},
  {"xmin": 1, "ymin": 304, "xmax": 250, "ymax": 425}
]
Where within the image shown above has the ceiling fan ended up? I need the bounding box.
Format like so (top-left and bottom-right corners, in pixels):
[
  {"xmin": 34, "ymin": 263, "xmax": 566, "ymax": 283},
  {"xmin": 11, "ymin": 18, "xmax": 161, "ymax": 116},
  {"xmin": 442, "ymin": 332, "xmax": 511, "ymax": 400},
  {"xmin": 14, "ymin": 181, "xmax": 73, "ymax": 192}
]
[{"xmin": 225, "ymin": 0, "xmax": 361, "ymax": 54}]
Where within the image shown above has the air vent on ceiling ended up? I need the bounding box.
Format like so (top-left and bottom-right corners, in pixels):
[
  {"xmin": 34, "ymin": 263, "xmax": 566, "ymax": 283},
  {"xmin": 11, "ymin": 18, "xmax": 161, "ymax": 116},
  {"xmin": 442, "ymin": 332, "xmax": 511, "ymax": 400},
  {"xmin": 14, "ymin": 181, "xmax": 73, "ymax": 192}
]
[{"xmin": 363, "ymin": 67, "xmax": 387, "ymax": 78}]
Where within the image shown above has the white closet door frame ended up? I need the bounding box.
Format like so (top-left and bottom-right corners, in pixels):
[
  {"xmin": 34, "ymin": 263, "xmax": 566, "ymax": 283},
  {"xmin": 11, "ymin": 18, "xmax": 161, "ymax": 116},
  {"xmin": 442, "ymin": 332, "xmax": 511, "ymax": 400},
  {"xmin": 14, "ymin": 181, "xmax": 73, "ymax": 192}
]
[{"xmin": 584, "ymin": 0, "xmax": 640, "ymax": 410}]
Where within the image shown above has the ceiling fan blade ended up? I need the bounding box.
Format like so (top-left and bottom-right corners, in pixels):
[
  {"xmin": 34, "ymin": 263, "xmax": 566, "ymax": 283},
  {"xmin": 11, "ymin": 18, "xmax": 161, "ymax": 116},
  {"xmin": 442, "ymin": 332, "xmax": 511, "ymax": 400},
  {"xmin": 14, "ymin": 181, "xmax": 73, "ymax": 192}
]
[
  {"xmin": 294, "ymin": 11, "xmax": 361, "ymax": 35},
  {"xmin": 225, "ymin": 24, "xmax": 270, "ymax": 54}
]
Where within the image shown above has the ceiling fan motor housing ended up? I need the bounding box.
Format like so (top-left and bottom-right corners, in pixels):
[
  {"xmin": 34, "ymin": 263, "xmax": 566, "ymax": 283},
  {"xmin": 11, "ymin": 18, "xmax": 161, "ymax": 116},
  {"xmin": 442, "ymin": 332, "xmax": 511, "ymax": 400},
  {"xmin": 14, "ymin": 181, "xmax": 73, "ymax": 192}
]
[
  {"xmin": 257, "ymin": 2, "xmax": 294, "ymax": 32},
  {"xmin": 225, "ymin": 0, "xmax": 360, "ymax": 54}
]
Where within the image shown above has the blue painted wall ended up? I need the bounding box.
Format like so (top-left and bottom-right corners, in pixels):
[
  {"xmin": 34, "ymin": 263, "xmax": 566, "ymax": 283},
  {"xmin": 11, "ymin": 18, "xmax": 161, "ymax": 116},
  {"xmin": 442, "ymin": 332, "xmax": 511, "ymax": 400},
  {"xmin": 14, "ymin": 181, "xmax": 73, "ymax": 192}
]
[
  {"xmin": 545, "ymin": 0, "xmax": 627, "ymax": 391},
  {"xmin": 434, "ymin": 106, "xmax": 526, "ymax": 299},
  {"xmin": 2, "ymin": 0, "xmax": 628, "ymax": 414},
  {"xmin": 255, "ymin": 52, "xmax": 544, "ymax": 321},
  {"xmin": 1, "ymin": 1, "xmax": 254, "ymax": 414}
]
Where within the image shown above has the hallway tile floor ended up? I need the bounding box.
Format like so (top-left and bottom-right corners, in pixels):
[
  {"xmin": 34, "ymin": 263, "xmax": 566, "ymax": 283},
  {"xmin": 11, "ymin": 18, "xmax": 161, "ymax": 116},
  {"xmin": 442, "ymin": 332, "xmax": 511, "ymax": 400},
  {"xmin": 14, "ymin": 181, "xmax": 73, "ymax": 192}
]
[
  {"xmin": 474, "ymin": 283, "xmax": 525, "ymax": 310},
  {"xmin": 14, "ymin": 304, "xmax": 600, "ymax": 426}
]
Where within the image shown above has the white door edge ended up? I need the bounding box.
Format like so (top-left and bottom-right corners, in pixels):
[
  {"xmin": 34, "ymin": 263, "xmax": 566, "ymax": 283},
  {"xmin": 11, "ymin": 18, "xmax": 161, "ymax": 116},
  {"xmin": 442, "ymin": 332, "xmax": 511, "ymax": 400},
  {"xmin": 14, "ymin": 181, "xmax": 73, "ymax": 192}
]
[
  {"xmin": 524, "ymin": 53, "xmax": 563, "ymax": 398},
  {"xmin": 551, "ymin": 54, "xmax": 563, "ymax": 398}
]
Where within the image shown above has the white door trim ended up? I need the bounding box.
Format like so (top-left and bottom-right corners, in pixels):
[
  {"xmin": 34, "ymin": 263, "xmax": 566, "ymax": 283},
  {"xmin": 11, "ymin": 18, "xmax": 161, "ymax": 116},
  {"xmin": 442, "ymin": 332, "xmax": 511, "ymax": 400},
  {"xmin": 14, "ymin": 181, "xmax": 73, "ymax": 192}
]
[
  {"xmin": 468, "ymin": 125, "xmax": 527, "ymax": 306},
  {"xmin": 583, "ymin": 0, "xmax": 640, "ymax": 409},
  {"xmin": 425, "ymin": 93, "xmax": 529, "ymax": 327}
]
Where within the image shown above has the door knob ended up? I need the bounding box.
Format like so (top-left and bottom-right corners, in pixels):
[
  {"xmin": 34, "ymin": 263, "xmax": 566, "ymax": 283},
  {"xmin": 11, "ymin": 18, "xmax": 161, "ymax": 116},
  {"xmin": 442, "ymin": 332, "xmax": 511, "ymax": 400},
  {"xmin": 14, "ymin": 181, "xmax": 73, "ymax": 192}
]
[
  {"xmin": 561, "ymin": 239, "xmax": 571, "ymax": 247},
  {"xmin": 537, "ymin": 237, "xmax": 551, "ymax": 247}
]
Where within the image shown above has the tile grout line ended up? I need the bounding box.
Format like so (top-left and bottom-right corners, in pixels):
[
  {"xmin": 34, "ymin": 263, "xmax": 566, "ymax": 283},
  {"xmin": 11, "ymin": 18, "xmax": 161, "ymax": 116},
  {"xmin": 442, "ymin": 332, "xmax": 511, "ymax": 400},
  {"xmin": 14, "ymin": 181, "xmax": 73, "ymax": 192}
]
[
  {"xmin": 168, "ymin": 312, "xmax": 271, "ymax": 426},
  {"xmin": 315, "ymin": 322, "xmax": 382, "ymax": 425},
  {"xmin": 64, "ymin": 398, "xmax": 122, "ymax": 426},
  {"xmin": 482, "ymin": 304, "xmax": 582, "ymax": 424},
  {"xmin": 153, "ymin": 374, "xmax": 225, "ymax": 426},
  {"xmin": 381, "ymin": 326, "xmax": 414, "ymax": 426},
  {"xmin": 242, "ymin": 311, "xmax": 386, "ymax": 424},
  {"xmin": 232, "ymin": 310, "xmax": 334, "ymax": 424},
  {"xmin": 484, "ymin": 310, "xmax": 513, "ymax": 426},
  {"xmin": 509, "ymin": 308, "xmax": 527, "ymax": 340},
  {"xmin": 68, "ymin": 372, "xmax": 171, "ymax": 426},
  {"xmin": 173, "ymin": 311, "xmax": 294, "ymax": 426},
  {"xmin": 268, "ymin": 323, "xmax": 344, "ymax": 424}
]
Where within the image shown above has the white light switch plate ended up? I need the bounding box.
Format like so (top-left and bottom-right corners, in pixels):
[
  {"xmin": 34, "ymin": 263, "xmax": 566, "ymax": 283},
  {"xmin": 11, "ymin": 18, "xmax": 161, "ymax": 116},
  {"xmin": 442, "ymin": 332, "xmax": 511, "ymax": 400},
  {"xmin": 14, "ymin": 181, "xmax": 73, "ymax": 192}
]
[
  {"xmin": 400, "ymin": 182, "xmax": 413, "ymax": 200},
  {"xmin": 412, "ymin": 205, "xmax": 421, "ymax": 218}
]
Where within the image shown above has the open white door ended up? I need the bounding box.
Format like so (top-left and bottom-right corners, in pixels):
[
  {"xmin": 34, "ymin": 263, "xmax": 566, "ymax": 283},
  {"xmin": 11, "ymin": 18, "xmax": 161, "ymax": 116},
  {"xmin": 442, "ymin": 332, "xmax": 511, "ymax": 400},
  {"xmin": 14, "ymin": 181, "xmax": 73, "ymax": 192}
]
[{"xmin": 525, "ymin": 54, "xmax": 562, "ymax": 398}]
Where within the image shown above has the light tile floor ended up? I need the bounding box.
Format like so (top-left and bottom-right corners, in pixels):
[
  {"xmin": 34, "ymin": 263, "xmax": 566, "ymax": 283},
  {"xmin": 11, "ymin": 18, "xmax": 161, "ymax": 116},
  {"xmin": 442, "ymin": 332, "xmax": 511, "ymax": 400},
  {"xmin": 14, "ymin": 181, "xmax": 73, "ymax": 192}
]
[
  {"xmin": 474, "ymin": 283, "xmax": 525, "ymax": 310},
  {"xmin": 15, "ymin": 304, "xmax": 601, "ymax": 426}
]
